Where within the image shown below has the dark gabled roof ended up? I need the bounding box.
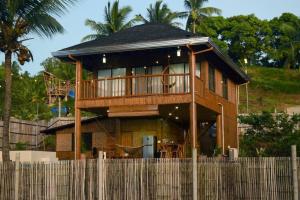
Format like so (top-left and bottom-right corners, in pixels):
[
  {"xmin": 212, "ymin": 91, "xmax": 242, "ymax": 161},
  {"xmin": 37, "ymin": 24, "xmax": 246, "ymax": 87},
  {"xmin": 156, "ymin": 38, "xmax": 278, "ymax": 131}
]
[
  {"xmin": 52, "ymin": 23, "xmax": 249, "ymax": 84},
  {"xmin": 40, "ymin": 116, "xmax": 103, "ymax": 134},
  {"xmin": 62, "ymin": 23, "xmax": 197, "ymax": 51}
]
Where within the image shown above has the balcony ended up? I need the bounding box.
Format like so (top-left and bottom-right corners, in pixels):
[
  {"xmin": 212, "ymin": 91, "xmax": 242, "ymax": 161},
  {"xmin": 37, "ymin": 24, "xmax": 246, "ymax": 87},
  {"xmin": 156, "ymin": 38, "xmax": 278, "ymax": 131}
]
[{"xmin": 80, "ymin": 73, "xmax": 190, "ymax": 100}]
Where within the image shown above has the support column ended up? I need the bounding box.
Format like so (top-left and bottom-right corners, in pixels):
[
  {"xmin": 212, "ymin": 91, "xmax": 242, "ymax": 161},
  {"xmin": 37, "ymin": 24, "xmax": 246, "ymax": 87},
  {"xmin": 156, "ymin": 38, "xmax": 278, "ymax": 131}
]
[
  {"xmin": 216, "ymin": 114, "xmax": 222, "ymax": 149},
  {"xmin": 75, "ymin": 60, "xmax": 82, "ymax": 160},
  {"xmin": 189, "ymin": 49, "xmax": 197, "ymax": 200}
]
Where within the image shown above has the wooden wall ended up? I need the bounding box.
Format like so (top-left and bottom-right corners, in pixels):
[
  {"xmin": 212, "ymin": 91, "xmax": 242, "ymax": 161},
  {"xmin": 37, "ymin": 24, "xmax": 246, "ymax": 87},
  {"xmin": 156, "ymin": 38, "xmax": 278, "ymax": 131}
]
[
  {"xmin": 197, "ymin": 59, "xmax": 238, "ymax": 149},
  {"xmin": 55, "ymin": 117, "xmax": 185, "ymax": 160}
]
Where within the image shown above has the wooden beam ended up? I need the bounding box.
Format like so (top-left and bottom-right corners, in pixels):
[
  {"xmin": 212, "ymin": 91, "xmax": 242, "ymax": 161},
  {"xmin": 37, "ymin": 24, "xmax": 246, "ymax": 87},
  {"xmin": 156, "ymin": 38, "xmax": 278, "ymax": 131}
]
[
  {"xmin": 75, "ymin": 60, "xmax": 82, "ymax": 160},
  {"xmin": 216, "ymin": 114, "xmax": 222, "ymax": 148},
  {"xmin": 189, "ymin": 51, "xmax": 197, "ymax": 150},
  {"xmin": 189, "ymin": 49, "xmax": 198, "ymax": 200}
]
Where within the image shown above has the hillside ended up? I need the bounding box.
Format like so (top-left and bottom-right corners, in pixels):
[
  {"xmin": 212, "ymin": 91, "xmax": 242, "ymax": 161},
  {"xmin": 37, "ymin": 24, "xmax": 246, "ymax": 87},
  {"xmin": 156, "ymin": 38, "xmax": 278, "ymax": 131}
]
[{"xmin": 239, "ymin": 66, "xmax": 300, "ymax": 113}]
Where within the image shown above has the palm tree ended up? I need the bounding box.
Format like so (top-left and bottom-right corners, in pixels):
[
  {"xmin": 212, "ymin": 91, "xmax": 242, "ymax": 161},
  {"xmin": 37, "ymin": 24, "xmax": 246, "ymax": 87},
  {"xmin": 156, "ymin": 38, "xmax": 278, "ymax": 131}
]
[
  {"xmin": 0, "ymin": 0, "xmax": 76, "ymax": 161},
  {"xmin": 82, "ymin": 1, "xmax": 135, "ymax": 41},
  {"xmin": 136, "ymin": 0, "xmax": 185, "ymax": 27},
  {"xmin": 184, "ymin": 0, "xmax": 221, "ymax": 33}
]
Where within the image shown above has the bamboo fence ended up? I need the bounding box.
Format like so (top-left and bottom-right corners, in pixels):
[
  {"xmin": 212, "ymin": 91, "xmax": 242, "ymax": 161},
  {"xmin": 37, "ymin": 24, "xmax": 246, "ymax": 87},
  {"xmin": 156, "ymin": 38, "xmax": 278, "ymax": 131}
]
[{"xmin": 0, "ymin": 157, "xmax": 298, "ymax": 200}]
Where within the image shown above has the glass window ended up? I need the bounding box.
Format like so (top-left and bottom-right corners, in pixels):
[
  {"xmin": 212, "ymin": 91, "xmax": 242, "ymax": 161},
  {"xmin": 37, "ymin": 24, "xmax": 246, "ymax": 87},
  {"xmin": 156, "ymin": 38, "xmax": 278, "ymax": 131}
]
[
  {"xmin": 98, "ymin": 69, "xmax": 112, "ymax": 97},
  {"xmin": 196, "ymin": 63, "xmax": 201, "ymax": 78},
  {"xmin": 149, "ymin": 66, "xmax": 163, "ymax": 94},
  {"xmin": 97, "ymin": 68, "xmax": 126, "ymax": 97},
  {"xmin": 222, "ymin": 74, "xmax": 228, "ymax": 99},
  {"xmin": 169, "ymin": 63, "xmax": 189, "ymax": 93},
  {"xmin": 112, "ymin": 68, "xmax": 126, "ymax": 96},
  {"xmin": 209, "ymin": 64, "xmax": 215, "ymax": 92}
]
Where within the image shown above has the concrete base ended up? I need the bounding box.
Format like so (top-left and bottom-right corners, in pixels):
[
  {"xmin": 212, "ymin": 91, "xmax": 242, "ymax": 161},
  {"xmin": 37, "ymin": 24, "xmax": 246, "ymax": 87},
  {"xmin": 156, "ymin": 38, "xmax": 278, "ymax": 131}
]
[{"xmin": 0, "ymin": 151, "xmax": 58, "ymax": 162}]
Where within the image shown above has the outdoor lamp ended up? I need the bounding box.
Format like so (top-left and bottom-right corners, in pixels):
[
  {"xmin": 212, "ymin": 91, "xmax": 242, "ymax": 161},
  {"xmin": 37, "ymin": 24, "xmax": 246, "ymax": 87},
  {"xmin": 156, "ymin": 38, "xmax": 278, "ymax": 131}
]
[
  {"xmin": 244, "ymin": 58, "xmax": 248, "ymax": 64},
  {"xmin": 177, "ymin": 47, "xmax": 181, "ymax": 57},
  {"xmin": 102, "ymin": 54, "xmax": 107, "ymax": 64}
]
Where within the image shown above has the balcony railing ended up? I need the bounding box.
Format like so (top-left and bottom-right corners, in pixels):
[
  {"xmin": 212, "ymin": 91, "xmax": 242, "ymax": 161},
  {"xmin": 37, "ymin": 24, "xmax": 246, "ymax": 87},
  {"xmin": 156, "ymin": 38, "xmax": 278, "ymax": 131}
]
[{"xmin": 80, "ymin": 73, "xmax": 190, "ymax": 100}]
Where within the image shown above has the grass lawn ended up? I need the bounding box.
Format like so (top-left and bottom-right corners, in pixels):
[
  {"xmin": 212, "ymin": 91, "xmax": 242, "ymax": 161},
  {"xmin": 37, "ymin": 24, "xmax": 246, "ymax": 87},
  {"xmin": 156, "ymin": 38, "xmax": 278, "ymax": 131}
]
[{"xmin": 239, "ymin": 66, "xmax": 300, "ymax": 113}]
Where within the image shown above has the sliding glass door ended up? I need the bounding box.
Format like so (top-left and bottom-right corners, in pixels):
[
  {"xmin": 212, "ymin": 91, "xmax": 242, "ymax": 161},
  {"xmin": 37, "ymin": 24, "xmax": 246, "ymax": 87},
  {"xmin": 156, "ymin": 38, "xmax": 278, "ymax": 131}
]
[{"xmin": 98, "ymin": 68, "xmax": 126, "ymax": 97}]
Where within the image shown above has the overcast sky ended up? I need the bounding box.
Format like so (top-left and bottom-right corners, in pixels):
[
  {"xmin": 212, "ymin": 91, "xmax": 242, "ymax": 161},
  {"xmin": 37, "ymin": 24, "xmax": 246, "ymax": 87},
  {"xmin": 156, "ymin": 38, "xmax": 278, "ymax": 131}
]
[{"xmin": 1, "ymin": 0, "xmax": 300, "ymax": 75}]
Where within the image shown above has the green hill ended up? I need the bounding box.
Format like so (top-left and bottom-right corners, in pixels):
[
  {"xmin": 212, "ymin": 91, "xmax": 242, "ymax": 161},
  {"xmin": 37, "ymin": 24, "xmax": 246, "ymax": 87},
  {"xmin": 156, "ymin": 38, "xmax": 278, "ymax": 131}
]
[{"xmin": 239, "ymin": 66, "xmax": 300, "ymax": 113}]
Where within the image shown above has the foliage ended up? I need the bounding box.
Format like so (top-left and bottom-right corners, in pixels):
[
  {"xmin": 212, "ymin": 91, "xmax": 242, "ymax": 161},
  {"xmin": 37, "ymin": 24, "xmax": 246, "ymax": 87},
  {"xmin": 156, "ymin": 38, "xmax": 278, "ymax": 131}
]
[
  {"xmin": 239, "ymin": 112, "xmax": 300, "ymax": 157},
  {"xmin": 44, "ymin": 135, "xmax": 56, "ymax": 151},
  {"xmin": 42, "ymin": 57, "xmax": 76, "ymax": 81},
  {"xmin": 135, "ymin": 0, "xmax": 185, "ymax": 27},
  {"xmin": 82, "ymin": 0, "xmax": 136, "ymax": 41},
  {"xmin": 268, "ymin": 13, "xmax": 300, "ymax": 69},
  {"xmin": 0, "ymin": 62, "xmax": 51, "ymax": 120},
  {"xmin": 184, "ymin": 0, "xmax": 221, "ymax": 33},
  {"xmin": 239, "ymin": 66, "xmax": 300, "ymax": 113},
  {"xmin": 196, "ymin": 13, "xmax": 300, "ymax": 68},
  {"xmin": 15, "ymin": 142, "xmax": 28, "ymax": 150}
]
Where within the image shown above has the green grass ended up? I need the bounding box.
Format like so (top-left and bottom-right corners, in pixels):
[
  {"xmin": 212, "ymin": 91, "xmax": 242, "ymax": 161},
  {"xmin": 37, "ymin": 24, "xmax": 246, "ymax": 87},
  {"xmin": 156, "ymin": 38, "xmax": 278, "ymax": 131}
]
[{"xmin": 239, "ymin": 66, "xmax": 300, "ymax": 113}]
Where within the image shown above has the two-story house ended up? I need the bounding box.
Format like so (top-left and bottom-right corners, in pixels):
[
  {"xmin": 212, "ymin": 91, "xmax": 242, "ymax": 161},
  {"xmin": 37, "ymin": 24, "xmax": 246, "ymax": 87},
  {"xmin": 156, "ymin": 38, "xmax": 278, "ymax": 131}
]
[{"xmin": 48, "ymin": 23, "xmax": 249, "ymax": 160}]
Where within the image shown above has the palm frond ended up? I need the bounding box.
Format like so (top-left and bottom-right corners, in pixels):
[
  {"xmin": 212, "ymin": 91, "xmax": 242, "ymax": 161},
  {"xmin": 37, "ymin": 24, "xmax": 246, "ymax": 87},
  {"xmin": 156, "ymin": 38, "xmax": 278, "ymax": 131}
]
[{"xmin": 199, "ymin": 7, "xmax": 222, "ymax": 16}]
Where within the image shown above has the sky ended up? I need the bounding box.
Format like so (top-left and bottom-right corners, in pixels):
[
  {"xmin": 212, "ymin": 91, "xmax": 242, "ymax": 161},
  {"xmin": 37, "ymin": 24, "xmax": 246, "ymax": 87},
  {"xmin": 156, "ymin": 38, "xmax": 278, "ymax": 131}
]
[{"xmin": 1, "ymin": 0, "xmax": 300, "ymax": 75}]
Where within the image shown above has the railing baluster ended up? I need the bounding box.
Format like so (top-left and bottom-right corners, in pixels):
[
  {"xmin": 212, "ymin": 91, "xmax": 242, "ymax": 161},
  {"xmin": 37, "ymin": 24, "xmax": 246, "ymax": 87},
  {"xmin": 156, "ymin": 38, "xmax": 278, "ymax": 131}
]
[{"xmin": 81, "ymin": 73, "xmax": 190, "ymax": 99}]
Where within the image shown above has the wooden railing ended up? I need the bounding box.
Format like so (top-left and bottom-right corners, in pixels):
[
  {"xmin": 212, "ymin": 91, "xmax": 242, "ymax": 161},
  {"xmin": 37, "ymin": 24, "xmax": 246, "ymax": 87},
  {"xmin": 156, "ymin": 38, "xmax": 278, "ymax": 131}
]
[{"xmin": 81, "ymin": 73, "xmax": 190, "ymax": 100}]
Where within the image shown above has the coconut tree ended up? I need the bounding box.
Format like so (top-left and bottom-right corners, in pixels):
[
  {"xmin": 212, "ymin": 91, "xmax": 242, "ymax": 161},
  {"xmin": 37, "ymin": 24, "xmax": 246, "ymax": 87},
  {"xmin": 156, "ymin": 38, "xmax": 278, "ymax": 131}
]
[
  {"xmin": 82, "ymin": 0, "xmax": 135, "ymax": 41},
  {"xmin": 184, "ymin": 0, "xmax": 221, "ymax": 33},
  {"xmin": 0, "ymin": 0, "xmax": 76, "ymax": 161},
  {"xmin": 136, "ymin": 0, "xmax": 185, "ymax": 27}
]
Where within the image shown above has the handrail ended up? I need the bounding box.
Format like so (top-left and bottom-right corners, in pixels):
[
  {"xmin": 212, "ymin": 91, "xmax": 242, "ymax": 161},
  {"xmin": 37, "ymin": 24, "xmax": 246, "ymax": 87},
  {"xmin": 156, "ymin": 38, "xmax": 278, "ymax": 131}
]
[
  {"xmin": 82, "ymin": 73, "xmax": 190, "ymax": 82},
  {"xmin": 80, "ymin": 73, "xmax": 191, "ymax": 100}
]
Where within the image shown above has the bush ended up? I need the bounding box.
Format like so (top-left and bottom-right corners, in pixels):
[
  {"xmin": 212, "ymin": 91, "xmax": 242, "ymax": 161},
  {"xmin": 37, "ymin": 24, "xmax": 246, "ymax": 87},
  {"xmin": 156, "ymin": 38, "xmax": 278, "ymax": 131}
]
[{"xmin": 239, "ymin": 111, "xmax": 300, "ymax": 156}]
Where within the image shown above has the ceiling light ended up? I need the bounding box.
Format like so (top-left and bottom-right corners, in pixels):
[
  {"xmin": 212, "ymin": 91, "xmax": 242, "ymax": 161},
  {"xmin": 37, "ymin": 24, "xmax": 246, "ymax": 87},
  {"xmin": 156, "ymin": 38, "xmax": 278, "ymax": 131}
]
[
  {"xmin": 168, "ymin": 55, "xmax": 171, "ymax": 58},
  {"xmin": 107, "ymin": 110, "xmax": 110, "ymax": 113},
  {"xmin": 175, "ymin": 106, "xmax": 179, "ymax": 110},
  {"xmin": 144, "ymin": 66, "xmax": 147, "ymax": 69},
  {"xmin": 102, "ymin": 54, "xmax": 107, "ymax": 64},
  {"xmin": 156, "ymin": 60, "xmax": 159, "ymax": 64},
  {"xmin": 168, "ymin": 113, "xmax": 172, "ymax": 116},
  {"xmin": 177, "ymin": 47, "xmax": 181, "ymax": 57},
  {"xmin": 175, "ymin": 116, "xmax": 179, "ymax": 120}
]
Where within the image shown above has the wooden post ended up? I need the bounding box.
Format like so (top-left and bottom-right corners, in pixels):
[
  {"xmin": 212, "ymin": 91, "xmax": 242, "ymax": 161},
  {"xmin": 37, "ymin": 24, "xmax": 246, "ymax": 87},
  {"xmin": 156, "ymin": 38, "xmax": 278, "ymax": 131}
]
[
  {"xmin": 98, "ymin": 151, "xmax": 106, "ymax": 200},
  {"xmin": 216, "ymin": 114, "xmax": 222, "ymax": 149},
  {"xmin": 14, "ymin": 152, "xmax": 20, "ymax": 200},
  {"xmin": 189, "ymin": 50, "xmax": 197, "ymax": 200},
  {"xmin": 75, "ymin": 60, "xmax": 82, "ymax": 160},
  {"xmin": 291, "ymin": 145, "xmax": 298, "ymax": 200}
]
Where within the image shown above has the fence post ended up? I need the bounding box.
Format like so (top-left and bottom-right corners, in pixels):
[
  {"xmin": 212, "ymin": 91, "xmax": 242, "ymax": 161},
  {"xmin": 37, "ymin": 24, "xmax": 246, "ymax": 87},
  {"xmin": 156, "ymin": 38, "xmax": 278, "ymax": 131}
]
[
  {"xmin": 98, "ymin": 151, "xmax": 104, "ymax": 200},
  {"xmin": 14, "ymin": 153, "xmax": 20, "ymax": 200},
  {"xmin": 291, "ymin": 145, "xmax": 298, "ymax": 200}
]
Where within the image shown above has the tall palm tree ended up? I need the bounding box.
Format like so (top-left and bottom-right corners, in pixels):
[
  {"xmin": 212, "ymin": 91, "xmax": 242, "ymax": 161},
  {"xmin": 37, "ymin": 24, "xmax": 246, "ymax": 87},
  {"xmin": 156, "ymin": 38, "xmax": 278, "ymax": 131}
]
[
  {"xmin": 184, "ymin": 0, "xmax": 221, "ymax": 33},
  {"xmin": 0, "ymin": 0, "xmax": 76, "ymax": 161},
  {"xmin": 82, "ymin": 1, "xmax": 135, "ymax": 41},
  {"xmin": 136, "ymin": 0, "xmax": 185, "ymax": 27}
]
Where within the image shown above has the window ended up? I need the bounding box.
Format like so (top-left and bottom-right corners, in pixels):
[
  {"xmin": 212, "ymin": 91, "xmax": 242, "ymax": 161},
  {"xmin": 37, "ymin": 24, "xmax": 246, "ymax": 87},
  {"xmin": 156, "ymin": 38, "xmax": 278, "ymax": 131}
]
[
  {"xmin": 97, "ymin": 68, "xmax": 126, "ymax": 97},
  {"xmin": 209, "ymin": 64, "xmax": 215, "ymax": 92},
  {"xmin": 71, "ymin": 132, "xmax": 93, "ymax": 152},
  {"xmin": 196, "ymin": 63, "xmax": 201, "ymax": 78},
  {"xmin": 222, "ymin": 74, "xmax": 228, "ymax": 99},
  {"xmin": 81, "ymin": 133, "xmax": 92, "ymax": 152},
  {"xmin": 169, "ymin": 63, "xmax": 190, "ymax": 93}
]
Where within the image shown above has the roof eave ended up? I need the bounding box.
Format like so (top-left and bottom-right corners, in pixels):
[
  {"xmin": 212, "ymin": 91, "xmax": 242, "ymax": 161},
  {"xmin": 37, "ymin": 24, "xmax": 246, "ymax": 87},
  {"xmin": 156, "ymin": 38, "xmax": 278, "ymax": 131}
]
[
  {"xmin": 207, "ymin": 39, "xmax": 250, "ymax": 84},
  {"xmin": 52, "ymin": 37, "xmax": 210, "ymax": 57}
]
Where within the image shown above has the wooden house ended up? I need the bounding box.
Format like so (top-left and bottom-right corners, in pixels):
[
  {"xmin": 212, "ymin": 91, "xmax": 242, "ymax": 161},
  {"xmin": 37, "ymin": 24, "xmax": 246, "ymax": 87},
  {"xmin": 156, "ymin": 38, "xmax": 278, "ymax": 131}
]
[{"xmin": 47, "ymin": 23, "xmax": 249, "ymax": 160}]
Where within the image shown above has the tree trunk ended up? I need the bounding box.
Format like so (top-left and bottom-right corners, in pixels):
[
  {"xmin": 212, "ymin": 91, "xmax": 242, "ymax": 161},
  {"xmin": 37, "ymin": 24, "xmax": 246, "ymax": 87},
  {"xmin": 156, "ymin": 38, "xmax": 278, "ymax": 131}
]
[
  {"xmin": 2, "ymin": 51, "xmax": 12, "ymax": 162},
  {"xmin": 193, "ymin": 21, "xmax": 196, "ymax": 34}
]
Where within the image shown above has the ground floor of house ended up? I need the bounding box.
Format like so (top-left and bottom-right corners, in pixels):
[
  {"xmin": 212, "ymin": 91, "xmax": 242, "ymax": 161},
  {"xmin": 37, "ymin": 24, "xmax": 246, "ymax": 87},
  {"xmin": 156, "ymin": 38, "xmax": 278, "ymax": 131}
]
[{"xmin": 48, "ymin": 117, "xmax": 234, "ymax": 160}]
